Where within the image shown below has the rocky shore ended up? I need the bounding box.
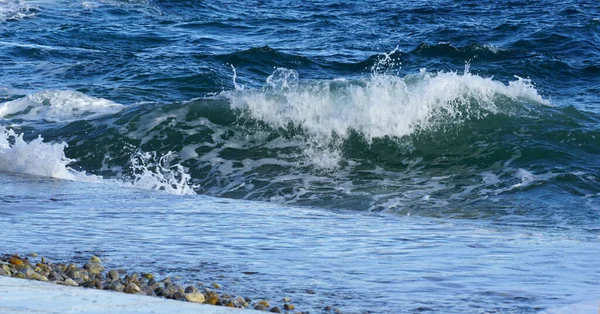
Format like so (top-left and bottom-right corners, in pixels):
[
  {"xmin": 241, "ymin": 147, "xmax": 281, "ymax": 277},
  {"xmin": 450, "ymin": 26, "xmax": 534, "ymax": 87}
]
[{"xmin": 0, "ymin": 253, "xmax": 308, "ymax": 313}]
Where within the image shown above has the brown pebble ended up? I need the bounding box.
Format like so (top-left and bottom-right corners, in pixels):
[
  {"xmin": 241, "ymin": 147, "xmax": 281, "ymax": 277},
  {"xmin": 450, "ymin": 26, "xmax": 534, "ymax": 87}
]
[
  {"xmin": 205, "ymin": 295, "xmax": 219, "ymax": 305},
  {"xmin": 211, "ymin": 282, "xmax": 221, "ymax": 289},
  {"xmin": 258, "ymin": 300, "xmax": 270, "ymax": 308},
  {"xmin": 283, "ymin": 304, "xmax": 295, "ymax": 310},
  {"xmin": 270, "ymin": 306, "xmax": 282, "ymax": 313}
]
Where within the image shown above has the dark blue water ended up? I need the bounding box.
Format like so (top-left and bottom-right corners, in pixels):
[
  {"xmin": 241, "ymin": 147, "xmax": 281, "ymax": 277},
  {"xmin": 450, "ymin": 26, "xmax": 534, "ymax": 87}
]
[{"xmin": 1, "ymin": 1, "xmax": 600, "ymax": 313}]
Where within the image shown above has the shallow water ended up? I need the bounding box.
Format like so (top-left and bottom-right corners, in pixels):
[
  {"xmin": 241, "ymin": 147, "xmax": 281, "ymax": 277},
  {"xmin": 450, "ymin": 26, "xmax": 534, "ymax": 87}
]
[
  {"xmin": 1, "ymin": 172, "xmax": 599, "ymax": 313},
  {"xmin": 1, "ymin": 0, "xmax": 600, "ymax": 313}
]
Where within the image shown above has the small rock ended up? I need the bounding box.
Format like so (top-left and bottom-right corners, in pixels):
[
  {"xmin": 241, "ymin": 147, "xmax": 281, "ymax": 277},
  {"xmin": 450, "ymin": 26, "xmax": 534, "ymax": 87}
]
[
  {"xmin": 270, "ymin": 307, "xmax": 282, "ymax": 313},
  {"xmin": 283, "ymin": 304, "xmax": 295, "ymax": 311},
  {"xmin": 141, "ymin": 273, "xmax": 153, "ymax": 280},
  {"xmin": 48, "ymin": 271, "xmax": 64, "ymax": 281},
  {"xmin": 83, "ymin": 262, "xmax": 104, "ymax": 275},
  {"xmin": 66, "ymin": 264, "xmax": 77, "ymax": 272},
  {"xmin": 161, "ymin": 277, "xmax": 172, "ymax": 284},
  {"xmin": 258, "ymin": 300, "xmax": 270, "ymax": 308},
  {"xmin": 282, "ymin": 297, "xmax": 292, "ymax": 303},
  {"xmin": 89, "ymin": 256, "xmax": 101, "ymax": 263},
  {"xmin": 211, "ymin": 282, "xmax": 221, "ymax": 289},
  {"xmin": 254, "ymin": 304, "xmax": 268, "ymax": 311},
  {"xmin": 108, "ymin": 281, "xmax": 123, "ymax": 292},
  {"xmin": 0, "ymin": 268, "xmax": 6, "ymax": 276},
  {"xmin": 184, "ymin": 292, "xmax": 206, "ymax": 303},
  {"xmin": 305, "ymin": 289, "xmax": 316, "ymax": 294},
  {"xmin": 63, "ymin": 278, "xmax": 78, "ymax": 286},
  {"xmin": 1, "ymin": 264, "xmax": 11, "ymax": 276},
  {"xmin": 29, "ymin": 272, "xmax": 44, "ymax": 281},
  {"xmin": 184, "ymin": 285, "xmax": 198, "ymax": 293},
  {"xmin": 125, "ymin": 282, "xmax": 141, "ymax": 294},
  {"xmin": 324, "ymin": 306, "xmax": 333, "ymax": 311},
  {"xmin": 108, "ymin": 270, "xmax": 119, "ymax": 281},
  {"xmin": 9, "ymin": 257, "xmax": 25, "ymax": 268},
  {"xmin": 172, "ymin": 291, "xmax": 184, "ymax": 300},
  {"xmin": 67, "ymin": 270, "xmax": 83, "ymax": 280},
  {"xmin": 14, "ymin": 272, "xmax": 25, "ymax": 279},
  {"xmin": 205, "ymin": 295, "xmax": 219, "ymax": 305},
  {"xmin": 147, "ymin": 278, "xmax": 158, "ymax": 288},
  {"xmin": 27, "ymin": 253, "xmax": 37, "ymax": 257}
]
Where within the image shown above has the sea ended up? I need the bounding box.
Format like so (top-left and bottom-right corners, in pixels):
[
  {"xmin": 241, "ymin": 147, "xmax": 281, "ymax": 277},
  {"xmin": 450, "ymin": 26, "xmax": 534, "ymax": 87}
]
[{"xmin": 1, "ymin": 0, "xmax": 599, "ymax": 313}]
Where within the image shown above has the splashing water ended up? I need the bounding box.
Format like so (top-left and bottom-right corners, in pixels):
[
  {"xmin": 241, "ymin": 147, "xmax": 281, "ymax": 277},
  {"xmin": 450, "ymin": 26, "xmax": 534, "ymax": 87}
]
[{"xmin": 0, "ymin": 126, "xmax": 195, "ymax": 195}]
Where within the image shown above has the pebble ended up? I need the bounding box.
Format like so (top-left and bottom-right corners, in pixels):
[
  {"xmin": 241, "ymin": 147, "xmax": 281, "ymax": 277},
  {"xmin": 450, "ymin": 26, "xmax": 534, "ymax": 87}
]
[
  {"xmin": 206, "ymin": 295, "xmax": 220, "ymax": 305},
  {"xmin": 258, "ymin": 300, "xmax": 270, "ymax": 308},
  {"xmin": 270, "ymin": 306, "xmax": 282, "ymax": 313},
  {"xmin": 108, "ymin": 269, "xmax": 119, "ymax": 281},
  {"xmin": 254, "ymin": 304, "xmax": 268, "ymax": 311},
  {"xmin": 89, "ymin": 256, "xmax": 101, "ymax": 263},
  {"xmin": 283, "ymin": 303, "xmax": 295, "ymax": 310},
  {"xmin": 211, "ymin": 282, "xmax": 221, "ymax": 289},
  {"xmin": 63, "ymin": 278, "xmax": 78, "ymax": 286},
  {"xmin": 125, "ymin": 282, "xmax": 141, "ymax": 294},
  {"xmin": 184, "ymin": 292, "xmax": 206, "ymax": 303},
  {"xmin": 84, "ymin": 262, "xmax": 104, "ymax": 275},
  {"xmin": 184, "ymin": 285, "xmax": 198, "ymax": 293}
]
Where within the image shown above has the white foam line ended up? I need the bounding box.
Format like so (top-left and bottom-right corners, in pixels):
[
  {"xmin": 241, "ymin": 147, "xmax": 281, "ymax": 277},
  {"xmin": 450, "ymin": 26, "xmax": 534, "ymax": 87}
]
[{"xmin": 0, "ymin": 276, "xmax": 259, "ymax": 314}]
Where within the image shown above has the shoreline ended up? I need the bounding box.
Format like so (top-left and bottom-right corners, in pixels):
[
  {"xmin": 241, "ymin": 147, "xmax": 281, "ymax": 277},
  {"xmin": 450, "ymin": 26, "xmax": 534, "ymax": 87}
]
[{"xmin": 1, "ymin": 253, "xmax": 305, "ymax": 313}]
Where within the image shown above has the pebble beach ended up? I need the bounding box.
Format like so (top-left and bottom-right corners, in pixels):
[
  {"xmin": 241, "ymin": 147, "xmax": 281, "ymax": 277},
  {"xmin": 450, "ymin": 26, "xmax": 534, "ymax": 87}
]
[{"xmin": 0, "ymin": 253, "xmax": 306, "ymax": 314}]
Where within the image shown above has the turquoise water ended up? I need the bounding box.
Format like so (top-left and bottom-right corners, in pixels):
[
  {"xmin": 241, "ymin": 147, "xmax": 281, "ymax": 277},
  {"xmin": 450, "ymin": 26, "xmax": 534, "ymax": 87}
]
[{"xmin": 1, "ymin": 0, "xmax": 600, "ymax": 312}]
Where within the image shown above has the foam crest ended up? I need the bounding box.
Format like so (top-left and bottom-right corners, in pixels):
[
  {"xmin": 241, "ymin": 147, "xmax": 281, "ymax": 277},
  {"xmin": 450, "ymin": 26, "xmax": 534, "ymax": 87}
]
[
  {"xmin": 0, "ymin": 90, "xmax": 123, "ymax": 122},
  {"xmin": 228, "ymin": 68, "xmax": 549, "ymax": 143}
]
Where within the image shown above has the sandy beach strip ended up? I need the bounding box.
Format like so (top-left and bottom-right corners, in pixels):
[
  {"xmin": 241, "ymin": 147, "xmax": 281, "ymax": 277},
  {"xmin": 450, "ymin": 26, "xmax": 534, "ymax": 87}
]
[{"xmin": 0, "ymin": 276, "xmax": 260, "ymax": 314}]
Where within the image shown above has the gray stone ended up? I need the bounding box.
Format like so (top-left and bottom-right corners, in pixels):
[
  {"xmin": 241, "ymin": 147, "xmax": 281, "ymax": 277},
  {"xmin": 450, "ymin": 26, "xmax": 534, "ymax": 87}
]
[
  {"xmin": 184, "ymin": 285, "xmax": 198, "ymax": 293},
  {"xmin": 254, "ymin": 304, "xmax": 268, "ymax": 311},
  {"xmin": 108, "ymin": 270, "xmax": 119, "ymax": 281},
  {"xmin": 109, "ymin": 282, "xmax": 124, "ymax": 292}
]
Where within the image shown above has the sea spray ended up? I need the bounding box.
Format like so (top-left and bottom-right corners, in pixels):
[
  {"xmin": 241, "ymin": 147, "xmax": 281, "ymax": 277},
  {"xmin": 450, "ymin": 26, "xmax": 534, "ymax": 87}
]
[
  {"xmin": 0, "ymin": 126, "xmax": 95, "ymax": 181},
  {"xmin": 0, "ymin": 126, "xmax": 195, "ymax": 195}
]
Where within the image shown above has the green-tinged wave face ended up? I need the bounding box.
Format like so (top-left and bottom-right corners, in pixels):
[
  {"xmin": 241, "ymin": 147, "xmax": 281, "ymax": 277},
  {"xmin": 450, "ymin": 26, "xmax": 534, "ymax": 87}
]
[{"xmin": 3, "ymin": 67, "xmax": 598, "ymax": 226}]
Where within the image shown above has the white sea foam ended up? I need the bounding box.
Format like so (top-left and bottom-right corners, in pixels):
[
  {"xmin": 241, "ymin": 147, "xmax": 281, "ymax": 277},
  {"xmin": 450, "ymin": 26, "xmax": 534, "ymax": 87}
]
[
  {"xmin": 0, "ymin": 127, "xmax": 195, "ymax": 195},
  {"xmin": 229, "ymin": 67, "xmax": 548, "ymax": 142},
  {"xmin": 0, "ymin": 90, "xmax": 124, "ymax": 122},
  {"xmin": 0, "ymin": 126, "xmax": 98, "ymax": 181}
]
